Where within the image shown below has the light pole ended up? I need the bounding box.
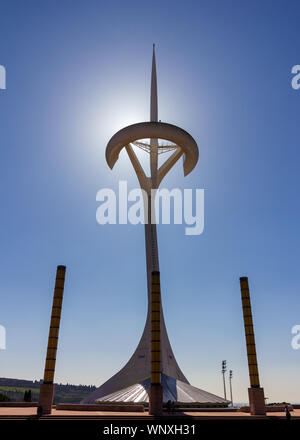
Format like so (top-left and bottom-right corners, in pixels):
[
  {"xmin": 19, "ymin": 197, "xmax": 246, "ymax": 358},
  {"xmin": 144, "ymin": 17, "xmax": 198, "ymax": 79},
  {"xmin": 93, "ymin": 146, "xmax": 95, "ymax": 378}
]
[
  {"xmin": 222, "ymin": 360, "xmax": 227, "ymax": 400},
  {"xmin": 229, "ymin": 369, "xmax": 233, "ymax": 406}
]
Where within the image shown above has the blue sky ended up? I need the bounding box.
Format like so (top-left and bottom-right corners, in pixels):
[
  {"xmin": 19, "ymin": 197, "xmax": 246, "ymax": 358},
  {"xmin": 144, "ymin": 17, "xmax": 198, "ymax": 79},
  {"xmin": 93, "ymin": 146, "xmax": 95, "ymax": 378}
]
[{"xmin": 0, "ymin": 0, "xmax": 300, "ymax": 403}]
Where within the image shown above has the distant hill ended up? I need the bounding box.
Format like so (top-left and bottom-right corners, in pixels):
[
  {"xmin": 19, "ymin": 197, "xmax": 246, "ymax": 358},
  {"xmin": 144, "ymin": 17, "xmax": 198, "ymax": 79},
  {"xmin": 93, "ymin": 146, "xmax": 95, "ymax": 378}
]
[{"xmin": 0, "ymin": 377, "xmax": 96, "ymax": 403}]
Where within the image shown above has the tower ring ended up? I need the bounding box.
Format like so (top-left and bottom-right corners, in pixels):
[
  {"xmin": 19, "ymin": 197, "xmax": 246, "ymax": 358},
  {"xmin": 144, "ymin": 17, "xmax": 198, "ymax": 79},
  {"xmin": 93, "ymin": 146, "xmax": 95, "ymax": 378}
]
[{"xmin": 106, "ymin": 121, "xmax": 199, "ymax": 177}]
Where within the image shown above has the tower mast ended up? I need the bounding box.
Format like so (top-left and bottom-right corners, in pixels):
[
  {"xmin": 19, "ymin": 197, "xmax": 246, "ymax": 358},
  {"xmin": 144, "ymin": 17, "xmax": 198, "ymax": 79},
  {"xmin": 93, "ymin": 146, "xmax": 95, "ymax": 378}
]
[
  {"xmin": 150, "ymin": 43, "xmax": 158, "ymax": 123},
  {"xmin": 150, "ymin": 44, "xmax": 158, "ymax": 189}
]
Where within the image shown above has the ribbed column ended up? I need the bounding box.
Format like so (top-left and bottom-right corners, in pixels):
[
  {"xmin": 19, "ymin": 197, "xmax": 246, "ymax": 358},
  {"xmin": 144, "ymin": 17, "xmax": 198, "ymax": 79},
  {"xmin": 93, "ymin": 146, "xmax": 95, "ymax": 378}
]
[
  {"xmin": 149, "ymin": 271, "xmax": 163, "ymax": 415},
  {"xmin": 239, "ymin": 276, "xmax": 265, "ymax": 415},
  {"xmin": 38, "ymin": 265, "xmax": 66, "ymax": 415},
  {"xmin": 240, "ymin": 276, "xmax": 260, "ymax": 387},
  {"xmin": 151, "ymin": 271, "xmax": 161, "ymax": 384}
]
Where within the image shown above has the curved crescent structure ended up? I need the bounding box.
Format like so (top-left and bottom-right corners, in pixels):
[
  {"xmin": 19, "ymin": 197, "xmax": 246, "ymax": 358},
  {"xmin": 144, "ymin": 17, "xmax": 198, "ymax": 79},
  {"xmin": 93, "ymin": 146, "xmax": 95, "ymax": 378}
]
[
  {"xmin": 106, "ymin": 121, "xmax": 199, "ymax": 177},
  {"xmin": 83, "ymin": 46, "xmax": 228, "ymax": 405}
]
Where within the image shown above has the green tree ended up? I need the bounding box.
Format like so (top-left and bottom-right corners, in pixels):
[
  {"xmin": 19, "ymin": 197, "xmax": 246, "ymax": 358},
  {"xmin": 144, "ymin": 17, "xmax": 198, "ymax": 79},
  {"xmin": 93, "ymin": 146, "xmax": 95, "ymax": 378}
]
[{"xmin": 0, "ymin": 393, "xmax": 10, "ymax": 402}]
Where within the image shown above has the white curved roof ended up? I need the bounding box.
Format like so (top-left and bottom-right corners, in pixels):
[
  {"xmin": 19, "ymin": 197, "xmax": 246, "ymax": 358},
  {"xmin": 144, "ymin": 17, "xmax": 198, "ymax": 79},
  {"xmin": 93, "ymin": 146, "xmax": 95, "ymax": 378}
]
[{"xmin": 93, "ymin": 374, "xmax": 229, "ymax": 404}]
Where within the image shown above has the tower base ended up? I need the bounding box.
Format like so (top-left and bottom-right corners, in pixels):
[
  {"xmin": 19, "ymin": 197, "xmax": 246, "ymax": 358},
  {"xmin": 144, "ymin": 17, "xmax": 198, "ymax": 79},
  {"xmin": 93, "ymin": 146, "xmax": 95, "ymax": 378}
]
[
  {"xmin": 248, "ymin": 387, "xmax": 266, "ymax": 415},
  {"xmin": 83, "ymin": 374, "xmax": 229, "ymax": 405},
  {"xmin": 38, "ymin": 383, "xmax": 54, "ymax": 415}
]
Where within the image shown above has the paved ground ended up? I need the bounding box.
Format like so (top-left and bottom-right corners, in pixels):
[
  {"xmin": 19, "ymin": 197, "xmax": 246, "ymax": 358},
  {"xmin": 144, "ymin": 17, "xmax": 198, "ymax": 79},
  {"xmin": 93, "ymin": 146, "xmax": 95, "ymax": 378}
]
[{"xmin": 0, "ymin": 407, "xmax": 300, "ymax": 419}]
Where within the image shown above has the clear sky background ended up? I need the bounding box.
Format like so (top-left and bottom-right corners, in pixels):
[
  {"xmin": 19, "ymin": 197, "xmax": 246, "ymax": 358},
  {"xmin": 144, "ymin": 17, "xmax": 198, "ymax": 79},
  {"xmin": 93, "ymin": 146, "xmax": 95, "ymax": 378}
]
[{"xmin": 0, "ymin": 0, "xmax": 300, "ymax": 403}]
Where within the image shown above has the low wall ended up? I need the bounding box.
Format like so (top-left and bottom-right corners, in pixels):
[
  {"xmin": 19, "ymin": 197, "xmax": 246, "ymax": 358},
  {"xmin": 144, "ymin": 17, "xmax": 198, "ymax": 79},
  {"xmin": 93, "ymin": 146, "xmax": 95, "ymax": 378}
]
[
  {"xmin": 0, "ymin": 402, "xmax": 38, "ymax": 407},
  {"xmin": 240, "ymin": 405, "xmax": 293, "ymax": 413},
  {"xmin": 177, "ymin": 407, "xmax": 238, "ymax": 412},
  {"xmin": 56, "ymin": 403, "xmax": 145, "ymax": 412}
]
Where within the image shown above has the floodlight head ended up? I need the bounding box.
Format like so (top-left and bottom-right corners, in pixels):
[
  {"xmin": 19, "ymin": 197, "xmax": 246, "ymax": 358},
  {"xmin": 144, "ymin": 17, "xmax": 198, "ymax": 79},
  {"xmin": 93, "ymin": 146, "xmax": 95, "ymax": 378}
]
[{"xmin": 105, "ymin": 121, "xmax": 199, "ymax": 177}]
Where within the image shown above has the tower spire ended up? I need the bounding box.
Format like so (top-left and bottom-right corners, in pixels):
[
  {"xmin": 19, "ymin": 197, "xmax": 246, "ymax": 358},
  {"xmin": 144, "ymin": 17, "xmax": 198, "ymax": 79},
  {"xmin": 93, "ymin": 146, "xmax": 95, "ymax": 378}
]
[{"xmin": 150, "ymin": 43, "xmax": 158, "ymax": 122}]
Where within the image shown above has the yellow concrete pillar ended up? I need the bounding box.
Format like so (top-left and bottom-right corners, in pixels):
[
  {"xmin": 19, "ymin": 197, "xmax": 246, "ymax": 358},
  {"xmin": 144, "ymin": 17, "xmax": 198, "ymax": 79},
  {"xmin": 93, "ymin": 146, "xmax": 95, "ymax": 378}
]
[
  {"xmin": 38, "ymin": 265, "xmax": 66, "ymax": 415},
  {"xmin": 149, "ymin": 271, "xmax": 163, "ymax": 415},
  {"xmin": 240, "ymin": 276, "xmax": 265, "ymax": 415}
]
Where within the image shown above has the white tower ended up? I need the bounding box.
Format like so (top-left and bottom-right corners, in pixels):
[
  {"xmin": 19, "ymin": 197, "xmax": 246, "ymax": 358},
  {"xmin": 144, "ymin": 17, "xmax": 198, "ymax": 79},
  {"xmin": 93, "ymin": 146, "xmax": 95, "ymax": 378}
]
[{"xmin": 83, "ymin": 47, "xmax": 227, "ymax": 405}]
